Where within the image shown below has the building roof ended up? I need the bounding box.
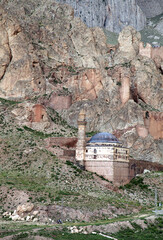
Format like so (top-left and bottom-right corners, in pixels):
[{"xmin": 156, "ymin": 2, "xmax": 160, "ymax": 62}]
[{"xmin": 87, "ymin": 132, "xmax": 120, "ymax": 144}]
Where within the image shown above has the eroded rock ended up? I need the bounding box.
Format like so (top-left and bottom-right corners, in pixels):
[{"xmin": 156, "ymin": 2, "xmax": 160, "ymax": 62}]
[{"xmin": 0, "ymin": 7, "xmax": 45, "ymax": 99}]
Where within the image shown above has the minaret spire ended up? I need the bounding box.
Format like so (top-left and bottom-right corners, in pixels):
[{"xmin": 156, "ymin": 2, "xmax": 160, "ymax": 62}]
[{"xmin": 76, "ymin": 109, "xmax": 86, "ymax": 167}]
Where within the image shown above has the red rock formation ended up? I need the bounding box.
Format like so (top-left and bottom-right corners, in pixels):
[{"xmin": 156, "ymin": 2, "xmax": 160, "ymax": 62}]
[
  {"xmin": 144, "ymin": 111, "xmax": 163, "ymax": 139},
  {"xmin": 69, "ymin": 68, "xmax": 103, "ymax": 101},
  {"xmin": 120, "ymin": 75, "xmax": 130, "ymax": 105},
  {"xmin": 48, "ymin": 93, "xmax": 72, "ymax": 110}
]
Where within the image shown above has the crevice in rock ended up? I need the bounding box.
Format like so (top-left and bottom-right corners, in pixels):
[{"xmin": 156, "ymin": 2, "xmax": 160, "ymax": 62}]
[
  {"xmin": 130, "ymin": 82, "xmax": 146, "ymax": 105},
  {"xmin": 0, "ymin": 36, "xmax": 13, "ymax": 82},
  {"xmin": 137, "ymin": 93, "xmax": 146, "ymax": 104},
  {"xmin": 130, "ymin": 84, "xmax": 138, "ymax": 103},
  {"xmin": 0, "ymin": 52, "xmax": 12, "ymax": 82},
  {"xmin": 13, "ymin": 29, "xmax": 21, "ymax": 36},
  {"xmin": 158, "ymin": 67, "xmax": 163, "ymax": 75}
]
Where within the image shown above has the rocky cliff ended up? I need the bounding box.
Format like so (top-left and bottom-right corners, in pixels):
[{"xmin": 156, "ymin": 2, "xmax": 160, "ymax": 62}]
[
  {"xmin": 136, "ymin": 0, "xmax": 163, "ymax": 18},
  {"xmin": 57, "ymin": 0, "xmax": 146, "ymax": 32},
  {"xmin": 0, "ymin": 1, "xmax": 162, "ymax": 163}
]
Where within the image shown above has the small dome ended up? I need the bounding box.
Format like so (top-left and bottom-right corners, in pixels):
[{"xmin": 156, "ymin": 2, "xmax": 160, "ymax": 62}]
[{"xmin": 88, "ymin": 132, "xmax": 120, "ymax": 143}]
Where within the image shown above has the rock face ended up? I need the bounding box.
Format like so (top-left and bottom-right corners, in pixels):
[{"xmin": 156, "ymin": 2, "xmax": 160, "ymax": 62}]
[
  {"xmin": 0, "ymin": 7, "xmax": 45, "ymax": 99},
  {"xmin": 136, "ymin": 0, "xmax": 163, "ymax": 18},
  {"xmin": 0, "ymin": 1, "xmax": 162, "ymax": 163},
  {"xmin": 155, "ymin": 19, "xmax": 163, "ymax": 36},
  {"xmin": 57, "ymin": 0, "xmax": 146, "ymax": 32},
  {"xmin": 114, "ymin": 26, "xmax": 141, "ymax": 64}
]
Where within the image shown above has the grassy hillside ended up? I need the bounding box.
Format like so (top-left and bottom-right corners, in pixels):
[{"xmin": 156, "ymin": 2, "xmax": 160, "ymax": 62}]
[{"xmin": 0, "ymin": 98, "xmax": 162, "ymax": 240}]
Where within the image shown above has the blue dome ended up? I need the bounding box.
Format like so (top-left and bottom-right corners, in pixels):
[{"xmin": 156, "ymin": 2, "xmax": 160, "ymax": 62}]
[{"xmin": 88, "ymin": 132, "xmax": 120, "ymax": 143}]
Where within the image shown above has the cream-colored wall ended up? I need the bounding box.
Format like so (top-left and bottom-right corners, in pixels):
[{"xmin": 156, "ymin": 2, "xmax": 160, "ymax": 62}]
[
  {"xmin": 85, "ymin": 146, "xmax": 114, "ymax": 161},
  {"xmin": 84, "ymin": 144, "xmax": 129, "ymax": 183},
  {"xmin": 114, "ymin": 147, "xmax": 129, "ymax": 162}
]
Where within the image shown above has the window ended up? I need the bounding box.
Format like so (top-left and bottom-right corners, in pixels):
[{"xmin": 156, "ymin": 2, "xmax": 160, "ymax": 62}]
[
  {"xmin": 94, "ymin": 155, "xmax": 96, "ymax": 159},
  {"xmin": 94, "ymin": 149, "xmax": 97, "ymax": 154}
]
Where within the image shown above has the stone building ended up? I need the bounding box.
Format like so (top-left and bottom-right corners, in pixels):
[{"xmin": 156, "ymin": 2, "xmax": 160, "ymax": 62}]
[{"xmin": 76, "ymin": 110, "xmax": 129, "ymax": 185}]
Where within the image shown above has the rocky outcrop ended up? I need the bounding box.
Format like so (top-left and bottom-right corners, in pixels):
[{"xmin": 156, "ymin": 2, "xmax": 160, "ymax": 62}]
[
  {"xmin": 114, "ymin": 26, "xmax": 141, "ymax": 64},
  {"xmin": 57, "ymin": 0, "xmax": 146, "ymax": 33},
  {"xmin": 11, "ymin": 102, "xmax": 50, "ymax": 131},
  {"xmin": 131, "ymin": 56, "xmax": 163, "ymax": 110}
]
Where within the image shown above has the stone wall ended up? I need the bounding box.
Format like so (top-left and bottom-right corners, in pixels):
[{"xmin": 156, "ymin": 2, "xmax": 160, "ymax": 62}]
[
  {"xmin": 45, "ymin": 137, "xmax": 78, "ymax": 149},
  {"xmin": 129, "ymin": 158, "xmax": 163, "ymax": 179},
  {"xmin": 152, "ymin": 47, "xmax": 163, "ymax": 61},
  {"xmin": 85, "ymin": 160, "xmax": 114, "ymax": 182},
  {"xmin": 139, "ymin": 42, "xmax": 163, "ymax": 61},
  {"xmin": 113, "ymin": 162, "xmax": 129, "ymax": 185}
]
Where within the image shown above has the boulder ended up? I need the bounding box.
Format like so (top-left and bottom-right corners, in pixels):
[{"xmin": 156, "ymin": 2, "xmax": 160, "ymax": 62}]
[{"xmin": 17, "ymin": 203, "xmax": 34, "ymax": 214}]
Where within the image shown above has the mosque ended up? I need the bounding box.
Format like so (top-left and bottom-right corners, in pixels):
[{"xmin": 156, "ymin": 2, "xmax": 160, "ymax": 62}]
[{"xmin": 76, "ymin": 109, "xmax": 130, "ymax": 185}]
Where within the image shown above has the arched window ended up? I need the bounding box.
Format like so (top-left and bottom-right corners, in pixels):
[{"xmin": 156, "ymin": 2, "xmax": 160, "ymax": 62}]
[{"xmin": 94, "ymin": 149, "xmax": 97, "ymax": 154}]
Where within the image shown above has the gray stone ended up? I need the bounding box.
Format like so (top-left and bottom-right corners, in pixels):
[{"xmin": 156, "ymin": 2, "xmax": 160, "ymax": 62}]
[
  {"xmin": 56, "ymin": 0, "xmax": 146, "ymax": 33},
  {"xmin": 136, "ymin": 0, "xmax": 163, "ymax": 18}
]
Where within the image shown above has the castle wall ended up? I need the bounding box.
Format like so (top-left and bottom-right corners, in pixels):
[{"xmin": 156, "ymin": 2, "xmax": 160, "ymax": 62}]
[
  {"xmin": 152, "ymin": 47, "xmax": 163, "ymax": 60},
  {"xmin": 139, "ymin": 42, "xmax": 163, "ymax": 61},
  {"xmin": 129, "ymin": 159, "xmax": 163, "ymax": 179}
]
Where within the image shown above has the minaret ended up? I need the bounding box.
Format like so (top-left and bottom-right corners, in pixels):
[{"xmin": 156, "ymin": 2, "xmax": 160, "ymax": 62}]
[{"xmin": 76, "ymin": 109, "xmax": 86, "ymax": 168}]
